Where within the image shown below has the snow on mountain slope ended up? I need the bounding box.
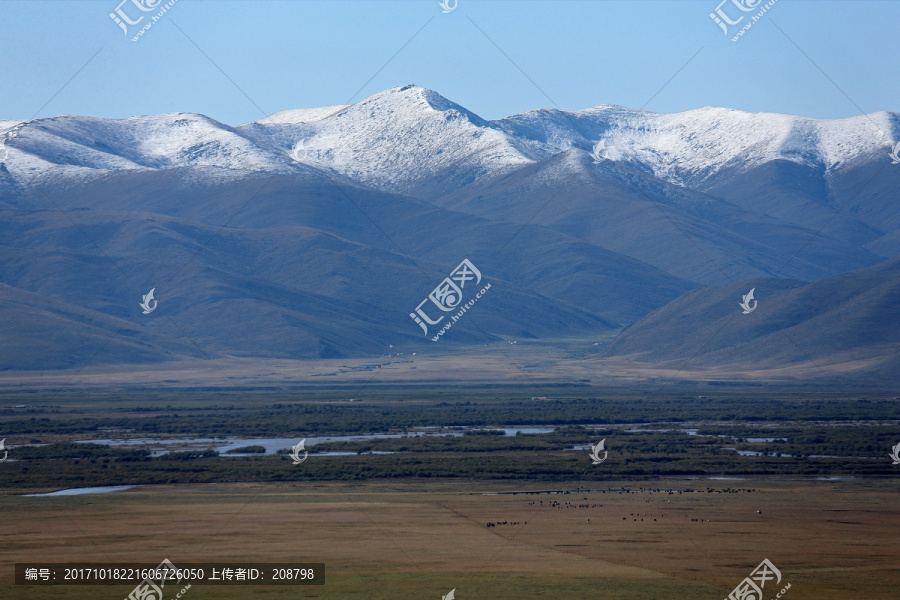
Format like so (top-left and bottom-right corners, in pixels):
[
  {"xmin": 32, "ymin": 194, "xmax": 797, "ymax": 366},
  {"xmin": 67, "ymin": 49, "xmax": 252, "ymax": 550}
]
[
  {"xmin": 247, "ymin": 89, "xmax": 897, "ymax": 193},
  {"xmin": 258, "ymin": 105, "xmax": 350, "ymax": 125},
  {"xmin": 1, "ymin": 112, "xmax": 304, "ymax": 187},
  {"xmin": 238, "ymin": 85, "xmax": 534, "ymax": 192},
  {"xmin": 1, "ymin": 85, "xmax": 897, "ymax": 196},
  {"xmin": 498, "ymin": 105, "xmax": 899, "ymax": 190}
]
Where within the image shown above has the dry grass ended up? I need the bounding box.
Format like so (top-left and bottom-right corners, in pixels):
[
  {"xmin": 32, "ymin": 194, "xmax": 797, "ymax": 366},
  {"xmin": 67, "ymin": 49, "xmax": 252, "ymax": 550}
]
[
  {"xmin": 1, "ymin": 478, "xmax": 898, "ymax": 599},
  {"xmin": 0, "ymin": 348, "xmax": 887, "ymax": 392}
]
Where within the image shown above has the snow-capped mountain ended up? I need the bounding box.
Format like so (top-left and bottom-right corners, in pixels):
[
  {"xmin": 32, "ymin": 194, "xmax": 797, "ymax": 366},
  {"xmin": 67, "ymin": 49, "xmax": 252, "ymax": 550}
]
[
  {"xmin": 1, "ymin": 85, "xmax": 899, "ymax": 373},
  {"xmin": 238, "ymin": 85, "xmax": 533, "ymax": 192},
  {"xmin": 0, "ymin": 112, "xmax": 306, "ymax": 186},
  {"xmin": 498, "ymin": 104, "xmax": 898, "ymax": 189},
  {"xmin": 5, "ymin": 85, "xmax": 896, "ymax": 194}
]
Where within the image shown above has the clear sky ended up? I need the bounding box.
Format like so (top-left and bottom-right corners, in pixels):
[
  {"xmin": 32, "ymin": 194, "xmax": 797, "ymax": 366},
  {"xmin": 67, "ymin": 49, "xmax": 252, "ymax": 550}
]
[{"xmin": 1, "ymin": 1, "xmax": 897, "ymax": 125}]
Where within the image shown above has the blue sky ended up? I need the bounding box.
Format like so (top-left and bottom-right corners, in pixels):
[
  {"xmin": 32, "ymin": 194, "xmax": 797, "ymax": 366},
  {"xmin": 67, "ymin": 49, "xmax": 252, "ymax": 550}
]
[{"xmin": 1, "ymin": 1, "xmax": 897, "ymax": 124}]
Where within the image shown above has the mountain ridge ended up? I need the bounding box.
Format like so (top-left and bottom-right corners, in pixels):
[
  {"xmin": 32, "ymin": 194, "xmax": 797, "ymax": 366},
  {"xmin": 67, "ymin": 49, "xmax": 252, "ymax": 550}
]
[
  {"xmin": 4, "ymin": 85, "xmax": 898, "ymax": 192},
  {"xmin": 1, "ymin": 86, "xmax": 898, "ymax": 377}
]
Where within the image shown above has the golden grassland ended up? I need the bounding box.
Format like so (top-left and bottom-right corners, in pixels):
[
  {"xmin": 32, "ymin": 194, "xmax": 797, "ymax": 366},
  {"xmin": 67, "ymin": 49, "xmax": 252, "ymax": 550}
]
[{"xmin": 1, "ymin": 478, "xmax": 898, "ymax": 600}]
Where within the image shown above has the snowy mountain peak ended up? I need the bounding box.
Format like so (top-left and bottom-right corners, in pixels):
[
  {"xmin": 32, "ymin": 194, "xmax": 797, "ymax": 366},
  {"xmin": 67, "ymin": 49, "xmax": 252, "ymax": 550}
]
[
  {"xmin": 340, "ymin": 85, "xmax": 489, "ymax": 127},
  {"xmin": 237, "ymin": 85, "xmax": 530, "ymax": 192},
  {"xmin": 1, "ymin": 111, "xmax": 299, "ymax": 181},
  {"xmin": 500, "ymin": 102, "xmax": 899, "ymax": 189}
]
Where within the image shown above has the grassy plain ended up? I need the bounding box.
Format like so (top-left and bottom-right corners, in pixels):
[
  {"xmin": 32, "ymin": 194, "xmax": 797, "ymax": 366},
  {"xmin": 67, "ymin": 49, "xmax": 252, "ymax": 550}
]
[
  {"xmin": 1, "ymin": 387, "xmax": 898, "ymax": 599},
  {"xmin": 1, "ymin": 478, "xmax": 898, "ymax": 600}
]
